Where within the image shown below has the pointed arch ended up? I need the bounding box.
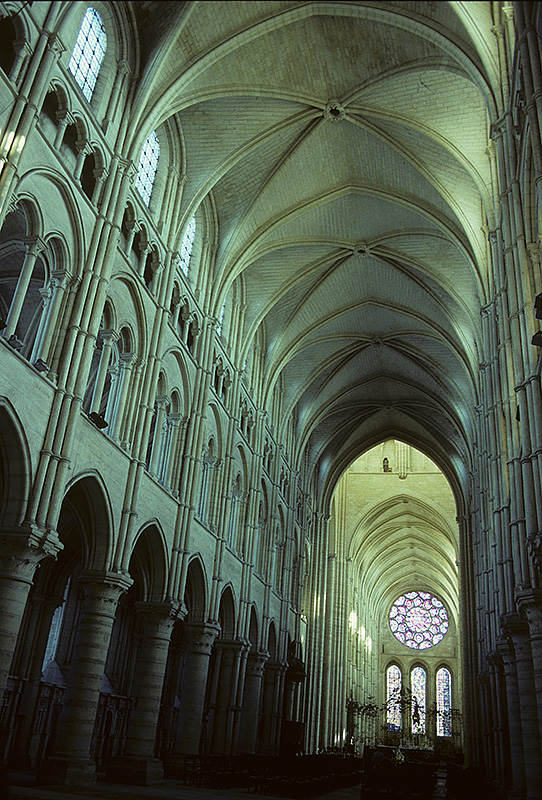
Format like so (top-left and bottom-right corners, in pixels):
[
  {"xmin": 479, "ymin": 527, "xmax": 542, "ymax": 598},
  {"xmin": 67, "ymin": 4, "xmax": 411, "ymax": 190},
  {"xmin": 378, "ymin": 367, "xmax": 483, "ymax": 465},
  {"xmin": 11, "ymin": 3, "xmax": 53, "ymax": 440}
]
[
  {"xmin": 60, "ymin": 472, "xmax": 114, "ymax": 571},
  {"xmin": 267, "ymin": 620, "xmax": 277, "ymax": 660},
  {"xmin": 129, "ymin": 521, "xmax": 169, "ymax": 603},
  {"xmin": 0, "ymin": 397, "xmax": 32, "ymax": 527},
  {"xmin": 184, "ymin": 555, "xmax": 208, "ymax": 622},
  {"xmin": 247, "ymin": 604, "xmax": 259, "ymax": 650},
  {"xmin": 218, "ymin": 584, "xmax": 236, "ymax": 640}
]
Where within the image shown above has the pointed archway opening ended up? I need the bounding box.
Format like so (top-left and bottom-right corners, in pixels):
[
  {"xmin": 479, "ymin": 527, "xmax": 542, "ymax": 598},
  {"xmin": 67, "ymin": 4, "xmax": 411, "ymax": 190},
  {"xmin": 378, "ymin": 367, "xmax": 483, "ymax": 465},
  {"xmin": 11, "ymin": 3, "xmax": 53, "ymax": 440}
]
[{"xmin": 329, "ymin": 439, "xmax": 462, "ymax": 760}]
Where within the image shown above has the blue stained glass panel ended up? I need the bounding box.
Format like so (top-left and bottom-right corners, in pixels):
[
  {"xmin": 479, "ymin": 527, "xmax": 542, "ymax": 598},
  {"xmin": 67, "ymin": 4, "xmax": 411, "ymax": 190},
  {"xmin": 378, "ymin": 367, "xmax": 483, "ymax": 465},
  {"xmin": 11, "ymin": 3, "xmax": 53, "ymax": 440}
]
[
  {"xmin": 436, "ymin": 667, "xmax": 452, "ymax": 736},
  {"xmin": 386, "ymin": 665, "xmax": 402, "ymax": 731},
  {"xmin": 411, "ymin": 666, "xmax": 426, "ymax": 734}
]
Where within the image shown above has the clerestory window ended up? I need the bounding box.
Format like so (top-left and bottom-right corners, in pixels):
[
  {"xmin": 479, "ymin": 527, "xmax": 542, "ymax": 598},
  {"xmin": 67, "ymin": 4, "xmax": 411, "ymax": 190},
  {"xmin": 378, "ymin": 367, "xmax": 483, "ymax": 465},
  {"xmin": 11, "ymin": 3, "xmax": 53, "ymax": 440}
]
[
  {"xmin": 135, "ymin": 131, "xmax": 160, "ymax": 206},
  {"xmin": 179, "ymin": 215, "xmax": 196, "ymax": 276},
  {"xmin": 69, "ymin": 8, "xmax": 107, "ymax": 101}
]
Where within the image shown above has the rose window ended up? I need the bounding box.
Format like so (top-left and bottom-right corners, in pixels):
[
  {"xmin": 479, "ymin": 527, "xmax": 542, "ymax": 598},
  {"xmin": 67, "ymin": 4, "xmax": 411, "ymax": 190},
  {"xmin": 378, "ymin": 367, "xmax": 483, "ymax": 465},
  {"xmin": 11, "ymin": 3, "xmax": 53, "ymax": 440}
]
[{"xmin": 389, "ymin": 591, "xmax": 448, "ymax": 649}]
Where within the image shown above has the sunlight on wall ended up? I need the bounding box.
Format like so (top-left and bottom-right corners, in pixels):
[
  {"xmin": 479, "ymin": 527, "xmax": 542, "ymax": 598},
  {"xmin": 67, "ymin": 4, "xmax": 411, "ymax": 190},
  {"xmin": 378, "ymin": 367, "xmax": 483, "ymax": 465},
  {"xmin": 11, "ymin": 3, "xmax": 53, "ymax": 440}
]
[{"xmin": 313, "ymin": 594, "xmax": 321, "ymax": 617}]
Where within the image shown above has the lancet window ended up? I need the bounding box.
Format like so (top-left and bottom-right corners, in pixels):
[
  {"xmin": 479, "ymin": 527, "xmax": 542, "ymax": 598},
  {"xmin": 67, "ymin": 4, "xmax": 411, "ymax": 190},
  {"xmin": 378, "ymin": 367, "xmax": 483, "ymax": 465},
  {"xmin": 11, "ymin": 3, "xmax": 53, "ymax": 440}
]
[
  {"xmin": 436, "ymin": 667, "xmax": 452, "ymax": 736},
  {"xmin": 386, "ymin": 664, "xmax": 402, "ymax": 731},
  {"xmin": 69, "ymin": 7, "xmax": 107, "ymax": 101},
  {"xmin": 411, "ymin": 666, "xmax": 426, "ymax": 734},
  {"xmin": 179, "ymin": 216, "xmax": 196, "ymax": 276},
  {"xmin": 135, "ymin": 131, "xmax": 160, "ymax": 206}
]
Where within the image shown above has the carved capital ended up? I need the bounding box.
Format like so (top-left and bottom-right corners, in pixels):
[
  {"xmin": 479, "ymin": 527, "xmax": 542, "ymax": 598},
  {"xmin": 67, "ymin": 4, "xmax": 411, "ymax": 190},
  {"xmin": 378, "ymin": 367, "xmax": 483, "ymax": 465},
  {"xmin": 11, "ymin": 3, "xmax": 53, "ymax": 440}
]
[
  {"xmin": 78, "ymin": 570, "xmax": 133, "ymax": 616},
  {"xmin": 183, "ymin": 621, "xmax": 221, "ymax": 655},
  {"xmin": 246, "ymin": 650, "xmax": 269, "ymax": 677},
  {"xmin": 135, "ymin": 600, "xmax": 181, "ymax": 636},
  {"xmin": 0, "ymin": 538, "xmax": 48, "ymax": 584}
]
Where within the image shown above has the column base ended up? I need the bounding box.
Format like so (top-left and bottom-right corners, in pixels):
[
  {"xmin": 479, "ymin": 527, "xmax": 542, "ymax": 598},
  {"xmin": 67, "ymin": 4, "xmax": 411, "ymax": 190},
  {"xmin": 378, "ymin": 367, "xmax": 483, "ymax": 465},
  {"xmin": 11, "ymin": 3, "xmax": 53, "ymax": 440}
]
[
  {"xmin": 37, "ymin": 755, "xmax": 96, "ymax": 785},
  {"xmin": 7, "ymin": 752, "xmax": 32, "ymax": 771},
  {"xmin": 164, "ymin": 753, "xmax": 198, "ymax": 780},
  {"xmin": 106, "ymin": 754, "xmax": 164, "ymax": 785}
]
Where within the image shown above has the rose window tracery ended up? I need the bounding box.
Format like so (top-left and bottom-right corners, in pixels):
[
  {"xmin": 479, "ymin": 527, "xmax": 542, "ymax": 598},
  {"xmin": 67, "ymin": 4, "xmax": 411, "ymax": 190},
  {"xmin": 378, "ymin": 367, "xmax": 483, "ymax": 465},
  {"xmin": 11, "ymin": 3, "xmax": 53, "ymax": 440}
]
[{"xmin": 389, "ymin": 591, "xmax": 448, "ymax": 649}]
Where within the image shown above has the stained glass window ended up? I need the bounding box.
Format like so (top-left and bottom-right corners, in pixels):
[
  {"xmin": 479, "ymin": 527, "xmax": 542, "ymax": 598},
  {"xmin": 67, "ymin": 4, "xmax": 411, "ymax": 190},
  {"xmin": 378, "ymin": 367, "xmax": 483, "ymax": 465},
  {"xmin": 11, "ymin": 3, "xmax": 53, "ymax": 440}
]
[
  {"xmin": 135, "ymin": 131, "xmax": 160, "ymax": 206},
  {"xmin": 386, "ymin": 664, "xmax": 402, "ymax": 731},
  {"xmin": 436, "ymin": 667, "xmax": 452, "ymax": 736},
  {"xmin": 411, "ymin": 666, "xmax": 426, "ymax": 734},
  {"xmin": 69, "ymin": 8, "xmax": 107, "ymax": 101},
  {"xmin": 217, "ymin": 302, "xmax": 225, "ymax": 336},
  {"xmin": 389, "ymin": 590, "xmax": 448, "ymax": 649},
  {"xmin": 179, "ymin": 216, "xmax": 196, "ymax": 276}
]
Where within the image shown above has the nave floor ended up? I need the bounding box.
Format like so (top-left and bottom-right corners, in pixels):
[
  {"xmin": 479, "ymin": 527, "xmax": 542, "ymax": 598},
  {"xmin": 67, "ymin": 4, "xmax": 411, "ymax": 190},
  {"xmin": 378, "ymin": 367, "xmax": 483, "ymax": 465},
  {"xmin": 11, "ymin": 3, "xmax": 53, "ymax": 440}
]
[{"xmin": 5, "ymin": 770, "xmax": 448, "ymax": 800}]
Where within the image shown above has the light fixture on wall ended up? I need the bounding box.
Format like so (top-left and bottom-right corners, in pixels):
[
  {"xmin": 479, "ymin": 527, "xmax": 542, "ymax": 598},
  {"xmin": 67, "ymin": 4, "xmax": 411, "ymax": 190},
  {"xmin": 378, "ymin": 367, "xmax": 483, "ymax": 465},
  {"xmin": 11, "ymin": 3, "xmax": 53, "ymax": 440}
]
[
  {"xmin": 531, "ymin": 331, "xmax": 542, "ymax": 346},
  {"xmin": 88, "ymin": 411, "xmax": 108, "ymax": 429},
  {"xmin": 535, "ymin": 293, "xmax": 542, "ymax": 319},
  {"xmin": 33, "ymin": 359, "xmax": 49, "ymax": 372}
]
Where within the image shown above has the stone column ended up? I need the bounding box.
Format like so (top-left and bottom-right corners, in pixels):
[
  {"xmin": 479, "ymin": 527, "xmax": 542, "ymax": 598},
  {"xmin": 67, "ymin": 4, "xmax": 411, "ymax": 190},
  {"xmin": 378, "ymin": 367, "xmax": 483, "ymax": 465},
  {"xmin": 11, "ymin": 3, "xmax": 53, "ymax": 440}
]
[
  {"xmin": 9, "ymin": 592, "xmax": 62, "ymax": 769},
  {"xmin": 124, "ymin": 220, "xmax": 140, "ymax": 256},
  {"xmin": 109, "ymin": 352, "xmax": 135, "ymax": 440},
  {"xmin": 147, "ymin": 396, "xmax": 168, "ymax": 475},
  {"xmin": 89, "ymin": 330, "xmax": 118, "ymax": 415},
  {"xmin": 74, "ymin": 140, "xmax": 91, "ymax": 183},
  {"xmin": 166, "ymin": 621, "xmax": 220, "ymax": 769},
  {"xmin": 91, "ymin": 166, "xmax": 108, "ymax": 206},
  {"xmin": 162, "ymin": 413, "xmax": 182, "ymax": 490},
  {"xmin": 259, "ymin": 661, "xmax": 284, "ymax": 754},
  {"xmin": 517, "ymin": 590, "xmax": 542, "ymax": 746},
  {"xmin": 0, "ymin": 33, "xmax": 65, "ymax": 221},
  {"xmin": 107, "ymin": 601, "xmax": 178, "ymax": 785},
  {"xmin": 138, "ymin": 241, "xmax": 151, "ymax": 278},
  {"xmin": 38, "ymin": 572, "xmax": 132, "ymax": 786},
  {"xmin": 102, "ymin": 60, "xmax": 130, "ymax": 133},
  {"xmin": 506, "ymin": 616, "xmax": 542, "ymax": 800},
  {"xmin": 0, "ymin": 535, "xmax": 54, "ymax": 699},
  {"xmin": 3, "ymin": 237, "xmax": 45, "ymax": 339},
  {"xmin": 9, "ymin": 39, "xmax": 32, "ymax": 85},
  {"xmin": 237, "ymin": 651, "xmax": 268, "ymax": 754},
  {"xmin": 487, "ymin": 654, "xmax": 505, "ymax": 788},
  {"xmin": 208, "ymin": 640, "xmax": 245, "ymax": 755},
  {"xmin": 53, "ymin": 109, "xmax": 74, "ymax": 150},
  {"xmin": 29, "ymin": 270, "xmax": 69, "ymax": 367},
  {"xmin": 497, "ymin": 636, "xmax": 526, "ymax": 799}
]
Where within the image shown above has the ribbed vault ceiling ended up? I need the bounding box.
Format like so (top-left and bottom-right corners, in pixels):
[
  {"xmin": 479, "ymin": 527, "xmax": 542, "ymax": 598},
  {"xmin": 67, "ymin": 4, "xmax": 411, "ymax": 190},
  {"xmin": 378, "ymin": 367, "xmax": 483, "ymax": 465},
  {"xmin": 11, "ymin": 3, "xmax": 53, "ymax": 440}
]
[{"xmin": 134, "ymin": 1, "xmax": 499, "ymax": 502}]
